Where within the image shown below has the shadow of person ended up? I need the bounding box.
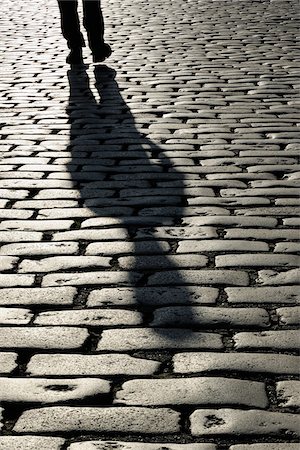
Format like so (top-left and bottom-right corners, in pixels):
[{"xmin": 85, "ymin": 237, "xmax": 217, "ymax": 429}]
[{"xmin": 66, "ymin": 65, "xmax": 209, "ymax": 348}]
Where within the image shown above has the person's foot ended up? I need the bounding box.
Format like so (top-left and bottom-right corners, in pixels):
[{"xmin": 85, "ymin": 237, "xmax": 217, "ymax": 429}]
[
  {"xmin": 66, "ymin": 48, "xmax": 83, "ymax": 65},
  {"xmin": 92, "ymin": 43, "xmax": 112, "ymax": 63}
]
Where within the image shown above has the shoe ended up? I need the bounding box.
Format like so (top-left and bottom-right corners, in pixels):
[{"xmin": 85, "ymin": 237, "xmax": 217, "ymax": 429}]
[
  {"xmin": 66, "ymin": 48, "xmax": 83, "ymax": 65},
  {"xmin": 92, "ymin": 43, "xmax": 112, "ymax": 63}
]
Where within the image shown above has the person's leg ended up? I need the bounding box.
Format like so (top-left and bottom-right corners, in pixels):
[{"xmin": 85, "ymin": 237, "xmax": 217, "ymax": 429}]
[
  {"xmin": 82, "ymin": 0, "xmax": 111, "ymax": 62},
  {"xmin": 57, "ymin": 0, "xmax": 85, "ymax": 49}
]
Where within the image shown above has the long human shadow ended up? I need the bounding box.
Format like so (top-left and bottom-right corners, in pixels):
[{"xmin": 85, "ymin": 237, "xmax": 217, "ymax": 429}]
[{"xmin": 66, "ymin": 65, "xmax": 196, "ymax": 341}]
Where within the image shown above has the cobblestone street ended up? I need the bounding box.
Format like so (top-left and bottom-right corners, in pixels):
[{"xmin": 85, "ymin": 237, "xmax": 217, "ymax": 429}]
[{"xmin": 0, "ymin": 0, "xmax": 299, "ymax": 448}]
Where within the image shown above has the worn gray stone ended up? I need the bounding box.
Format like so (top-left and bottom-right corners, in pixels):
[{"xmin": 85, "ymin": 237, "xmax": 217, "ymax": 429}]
[
  {"xmin": 226, "ymin": 286, "xmax": 300, "ymax": 304},
  {"xmin": 116, "ymin": 377, "xmax": 267, "ymax": 408},
  {"xmin": 177, "ymin": 240, "xmax": 268, "ymax": 253},
  {"xmin": 148, "ymin": 270, "xmax": 249, "ymax": 286},
  {"xmin": 151, "ymin": 306, "xmax": 269, "ymax": 327},
  {"xmin": 87, "ymin": 287, "xmax": 218, "ymax": 306},
  {"xmin": 97, "ymin": 328, "xmax": 223, "ymax": 351},
  {"xmin": 256, "ymin": 269, "xmax": 300, "ymax": 285},
  {"xmin": 0, "ymin": 352, "xmax": 18, "ymax": 374},
  {"xmin": 27, "ymin": 354, "xmax": 160, "ymax": 376},
  {"xmin": 276, "ymin": 381, "xmax": 300, "ymax": 408},
  {"xmin": 0, "ymin": 327, "xmax": 88, "ymax": 349},
  {"xmin": 0, "ymin": 307, "xmax": 33, "ymax": 324},
  {"xmin": 0, "ymin": 256, "xmax": 18, "ymax": 271},
  {"xmin": 42, "ymin": 271, "xmax": 142, "ymax": 287},
  {"xmin": 0, "ymin": 436, "xmax": 65, "ymax": 450},
  {"xmin": 173, "ymin": 352, "xmax": 300, "ymax": 375},
  {"xmin": 234, "ymin": 330, "xmax": 300, "ymax": 351},
  {"xmin": 68, "ymin": 442, "xmax": 216, "ymax": 450},
  {"xmin": 230, "ymin": 444, "xmax": 300, "ymax": 450},
  {"xmin": 34, "ymin": 309, "xmax": 142, "ymax": 326},
  {"xmin": 276, "ymin": 307, "xmax": 300, "ymax": 325},
  {"xmin": 0, "ymin": 275, "xmax": 35, "ymax": 287},
  {"xmin": 19, "ymin": 256, "xmax": 111, "ymax": 273},
  {"xmin": 190, "ymin": 409, "xmax": 300, "ymax": 436},
  {"xmin": 13, "ymin": 407, "xmax": 180, "ymax": 434},
  {"xmin": 0, "ymin": 242, "xmax": 78, "ymax": 256},
  {"xmin": 0, "ymin": 377, "xmax": 110, "ymax": 403},
  {"xmin": 0, "ymin": 287, "xmax": 76, "ymax": 306},
  {"xmin": 217, "ymin": 254, "xmax": 299, "ymax": 267}
]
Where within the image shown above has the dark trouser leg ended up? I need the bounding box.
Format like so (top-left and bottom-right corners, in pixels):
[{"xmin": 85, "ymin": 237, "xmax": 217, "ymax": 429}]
[
  {"xmin": 57, "ymin": 0, "xmax": 85, "ymax": 49},
  {"xmin": 82, "ymin": 0, "xmax": 105, "ymax": 52}
]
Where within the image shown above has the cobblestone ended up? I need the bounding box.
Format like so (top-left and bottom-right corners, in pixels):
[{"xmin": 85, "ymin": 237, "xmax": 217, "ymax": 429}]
[
  {"xmin": 276, "ymin": 381, "xmax": 300, "ymax": 408},
  {"xmin": 0, "ymin": 377, "xmax": 110, "ymax": 403},
  {"xmin": 27, "ymin": 354, "xmax": 160, "ymax": 376},
  {"xmin": 97, "ymin": 329, "xmax": 223, "ymax": 351},
  {"xmin": 68, "ymin": 444, "xmax": 215, "ymax": 450},
  {"xmin": 0, "ymin": 0, "xmax": 299, "ymax": 445},
  {"xmin": 190, "ymin": 409, "xmax": 300, "ymax": 437},
  {"xmin": 0, "ymin": 352, "xmax": 17, "ymax": 374},
  {"xmin": 0, "ymin": 327, "xmax": 88, "ymax": 350},
  {"xmin": 116, "ymin": 378, "xmax": 267, "ymax": 408},
  {"xmin": 87, "ymin": 287, "xmax": 218, "ymax": 306},
  {"xmin": 13, "ymin": 407, "xmax": 180, "ymax": 434},
  {"xmin": 151, "ymin": 307, "xmax": 269, "ymax": 328},
  {"xmin": 0, "ymin": 436, "xmax": 65, "ymax": 450},
  {"xmin": 0, "ymin": 287, "xmax": 76, "ymax": 306},
  {"xmin": 173, "ymin": 352, "xmax": 300, "ymax": 375}
]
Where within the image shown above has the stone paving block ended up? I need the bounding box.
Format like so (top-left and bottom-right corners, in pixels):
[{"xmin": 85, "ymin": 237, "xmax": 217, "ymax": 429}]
[
  {"xmin": 274, "ymin": 242, "xmax": 300, "ymax": 253},
  {"xmin": 0, "ymin": 326, "xmax": 88, "ymax": 349},
  {"xmin": 0, "ymin": 352, "xmax": 17, "ymax": 374},
  {"xmin": 190, "ymin": 409, "xmax": 300, "ymax": 437},
  {"xmin": 0, "ymin": 219, "xmax": 74, "ymax": 231},
  {"xmin": 0, "ymin": 274, "xmax": 35, "ymax": 287},
  {"xmin": 0, "ymin": 242, "xmax": 79, "ymax": 256},
  {"xmin": 97, "ymin": 328, "xmax": 223, "ymax": 351},
  {"xmin": 0, "ymin": 287, "xmax": 76, "ymax": 306},
  {"xmin": 257, "ymin": 269, "xmax": 300, "ymax": 285},
  {"xmin": 230, "ymin": 444, "xmax": 300, "ymax": 450},
  {"xmin": 216, "ymin": 254, "xmax": 299, "ymax": 267},
  {"xmin": 151, "ymin": 307, "xmax": 269, "ymax": 328},
  {"xmin": 86, "ymin": 241, "xmax": 171, "ymax": 255},
  {"xmin": 87, "ymin": 287, "xmax": 218, "ymax": 306},
  {"xmin": 68, "ymin": 442, "xmax": 216, "ymax": 450},
  {"xmin": 234, "ymin": 330, "xmax": 299, "ymax": 351},
  {"xmin": 0, "ymin": 436, "xmax": 65, "ymax": 450},
  {"xmin": 42, "ymin": 271, "xmax": 142, "ymax": 287},
  {"xmin": 34, "ymin": 308, "xmax": 142, "ymax": 326},
  {"xmin": 276, "ymin": 306, "xmax": 300, "ymax": 325},
  {"xmin": 52, "ymin": 228, "xmax": 128, "ymax": 241},
  {"xmin": 181, "ymin": 216, "xmax": 277, "ymax": 227},
  {"xmin": 173, "ymin": 352, "xmax": 300, "ymax": 375},
  {"xmin": 0, "ymin": 209, "xmax": 34, "ymax": 219},
  {"xmin": 235, "ymin": 206, "xmax": 300, "ymax": 216},
  {"xmin": 27, "ymin": 354, "xmax": 160, "ymax": 376},
  {"xmin": 13, "ymin": 407, "xmax": 180, "ymax": 434},
  {"xmin": 177, "ymin": 240, "xmax": 268, "ymax": 253},
  {"xmin": 0, "ymin": 256, "xmax": 18, "ymax": 271},
  {"xmin": 118, "ymin": 254, "xmax": 208, "ymax": 270},
  {"xmin": 148, "ymin": 270, "xmax": 249, "ymax": 286},
  {"xmin": 0, "ymin": 307, "xmax": 33, "ymax": 324},
  {"xmin": 224, "ymin": 229, "xmax": 300, "ymax": 240},
  {"xmin": 116, "ymin": 377, "xmax": 267, "ymax": 408},
  {"xmin": 226, "ymin": 286, "xmax": 300, "ymax": 304},
  {"xmin": 188, "ymin": 197, "xmax": 270, "ymax": 207},
  {"xmin": 276, "ymin": 381, "xmax": 300, "ymax": 408},
  {"xmin": 0, "ymin": 377, "xmax": 110, "ymax": 403},
  {"xmin": 19, "ymin": 256, "xmax": 111, "ymax": 273},
  {"xmin": 136, "ymin": 226, "xmax": 218, "ymax": 240}
]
